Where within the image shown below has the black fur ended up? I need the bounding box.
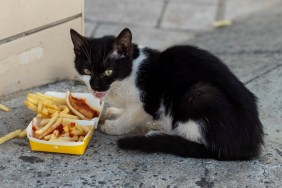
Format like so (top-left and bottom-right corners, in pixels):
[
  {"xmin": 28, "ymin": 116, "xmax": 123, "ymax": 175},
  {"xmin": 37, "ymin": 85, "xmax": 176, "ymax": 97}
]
[
  {"xmin": 124, "ymin": 46, "xmax": 263, "ymax": 160},
  {"xmin": 70, "ymin": 29, "xmax": 264, "ymax": 161},
  {"xmin": 70, "ymin": 29, "xmax": 139, "ymax": 92},
  {"xmin": 118, "ymin": 135, "xmax": 220, "ymax": 159}
]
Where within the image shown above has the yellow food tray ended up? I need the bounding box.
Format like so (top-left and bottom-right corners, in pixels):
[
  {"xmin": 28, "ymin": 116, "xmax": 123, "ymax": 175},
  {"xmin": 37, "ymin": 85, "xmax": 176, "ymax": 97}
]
[
  {"xmin": 26, "ymin": 92, "xmax": 103, "ymax": 155},
  {"xmin": 27, "ymin": 118, "xmax": 97, "ymax": 155}
]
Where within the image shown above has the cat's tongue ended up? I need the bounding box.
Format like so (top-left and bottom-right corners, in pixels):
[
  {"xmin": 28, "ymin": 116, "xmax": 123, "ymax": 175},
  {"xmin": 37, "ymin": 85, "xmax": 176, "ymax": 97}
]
[{"xmin": 93, "ymin": 91, "xmax": 106, "ymax": 99}]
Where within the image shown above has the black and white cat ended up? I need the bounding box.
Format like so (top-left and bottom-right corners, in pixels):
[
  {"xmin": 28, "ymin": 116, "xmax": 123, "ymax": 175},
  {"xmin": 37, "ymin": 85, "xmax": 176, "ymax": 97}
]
[{"xmin": 70, "ymin": 28, "xmax": 264, "ymax": 160}]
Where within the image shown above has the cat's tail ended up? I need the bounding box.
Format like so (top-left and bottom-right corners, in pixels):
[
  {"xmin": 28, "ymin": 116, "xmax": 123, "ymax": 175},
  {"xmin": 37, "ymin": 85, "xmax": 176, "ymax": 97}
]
[{"xmin": 117, "ymin": 134, "xmax": 255, "ymax": 161}]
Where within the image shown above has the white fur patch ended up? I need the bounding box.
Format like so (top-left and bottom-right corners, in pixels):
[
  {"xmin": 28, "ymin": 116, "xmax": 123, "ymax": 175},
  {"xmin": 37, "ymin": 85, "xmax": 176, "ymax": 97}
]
[
  {"xmin": 105, "ymin": 107, "xmax": 123, "ymax": 119},
  {"xmin": 101, "ymin": 48, "xmax": 152, "ymax": 135},
  {"xmin": 80, "ymin": 75, "xmax": 91, "ymax": 90},
  {"xmin": 157, "ymin": 102, "xmax": 204, "ymax": 144},
  {"xmin": 110, "ymin": 50, "xmax": 125, "ymax": 59},
  {"xmin": 174, "ymin": 120, "xmax": 203, "ymax": 144},
  {"xmin": 106, "ymin": 48, "xmax": 146, "ymax": 107},
  {"xmin": 157, "ymin": 104, "xmax": 173, "ymax": 132},
  {"xmin": 146, "ymin": 130, "xmax": 164, "ymax": 136},
  {"xmin": 132, "ymin": 46, "xmax": 146, "ymax": 76}
]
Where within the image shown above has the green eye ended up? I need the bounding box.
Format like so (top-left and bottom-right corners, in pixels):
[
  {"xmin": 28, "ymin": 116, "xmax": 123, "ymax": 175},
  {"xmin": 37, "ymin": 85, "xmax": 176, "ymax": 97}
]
[
  {"xmin": 104, "ymin": 69, "xmax": 113, "ymax": 76},
  {"xmin": 83, "ymin": 68, "xmax": 91, "ymax": 75}
]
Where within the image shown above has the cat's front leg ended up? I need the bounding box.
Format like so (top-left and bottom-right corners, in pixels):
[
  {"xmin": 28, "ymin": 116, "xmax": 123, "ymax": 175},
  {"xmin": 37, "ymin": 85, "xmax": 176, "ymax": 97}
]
[
  {"xmin": 100, "ymin": 107, "xmax": 151, "ymax": 135},
  {"xmin": 105, "ymin": 107, "xmax": 123, "ymax": 120}
]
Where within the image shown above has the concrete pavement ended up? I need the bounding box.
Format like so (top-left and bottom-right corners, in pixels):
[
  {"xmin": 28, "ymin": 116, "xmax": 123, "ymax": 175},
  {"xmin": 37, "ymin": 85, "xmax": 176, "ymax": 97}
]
[
  {"xmin": 0, "ymin": 1, "xmax": 282, "ymax": 188},
  {"xmin": 85, "ymin": 0, "xmax": 282, "ymax": 49}
]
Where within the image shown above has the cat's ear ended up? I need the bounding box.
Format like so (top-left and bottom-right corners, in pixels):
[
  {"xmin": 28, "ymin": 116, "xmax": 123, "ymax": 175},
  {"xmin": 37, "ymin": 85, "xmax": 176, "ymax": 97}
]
[
  {"xmin": 70, "ymin": 29, "xmax": 88, "ymax": 55},
  {"xmin": 113, "ymin": 28, "xmax": 133, "ymax": 58}
]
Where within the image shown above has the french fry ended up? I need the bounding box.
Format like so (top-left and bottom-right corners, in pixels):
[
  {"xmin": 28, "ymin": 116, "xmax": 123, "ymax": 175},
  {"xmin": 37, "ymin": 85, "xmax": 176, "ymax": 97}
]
[
  {"xmin": 24, "ymin": 101, "xmax": 37, "ymax": 112},
  {"xmin": 63, "ymin": 125, "xmax": 70, "ymax": 133},
  {"xmin": 42, "ymin": 101, "xmax": 59, "ymax": 110},
  {"xmin": 18, "ymin": 129, "xmax": 27, "ymax": 138},
  {"xmin": 0, "ymin": 104, "xmax": 10, "ymax": 112},
  {"xmin": 0, "ymin": 129, "xmax": 22, "ymax": 144},
  {"xmin": 80, "ymin": 125, "xmax": 92, "ymax": 134},
  {"xmin": 59, "ymin": 132, "xmax": 71, "ymax": 138},
  {"xmin": 49, "ymin": 130, "xmax": 60, "ymax": 141},
  {"xmin": 78, "ymin": 136, "xmax": 85, "ymax": 142},
  {"xmin": 27, "ymin": 94, "xmax": 61, "ymax": 109},
  {"xmin": 44, "ymin": 108, "xmax": 58, "ymax": 115},
  {"xmin": 35, "ymin": 93, "xmax": 66, "ymax": 105},
  {"xmin": 37, "ymin": 102, "xmax": 43, "ymax": 114},
  {"xmin": 62, "ymin": 118, "xmax": 74, "ymax": 125},
  {"xmin": 69, "ymin": 135, "xmax": 79, "ymax": 142},
  {"xmin": 59, "ymin": 105, "xmax": 69, "ymax": 115},
  {"xmin": 43, "ymin": 134, "xmax": 51, "ymax": 141},
  {"xmin": 70, "ymin": 129, "xmax": 84, "ymax": 136},
  {"xmin": 26, "ymin": 96, "xmax": 38, "ymax": 105},
  {"xmin": 39, "ymin": 118, "xmax": 51, "ymax": 127},
  {"xmin": 35, "ymin": 112, "xmax": 59, "ymax": 135},
  {"xmin": 75, "ymin": 124, "xmax": 84, "ymax": 134},
  {"xmin": 37, "ymin": 117, "xmax": 63, "ymax": 140},
  {"xmin": 41, "ymin": 108, "xmax": 48, "ymax": 116},
  {"xmin": 214, "ymin": 20, "xmax": 232, "ymax": 28},
  {"xmin": 49, "ymin": 131, "xmax": 80, "ymax": 142},
  {"xmin": 37, "ymin": 114, "xmax": 43, "ymax": 118}
]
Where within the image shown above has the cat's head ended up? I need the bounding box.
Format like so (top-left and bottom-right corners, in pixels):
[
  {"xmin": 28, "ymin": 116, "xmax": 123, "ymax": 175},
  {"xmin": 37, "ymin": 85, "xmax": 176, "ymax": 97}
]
[{"xmin": 70, "ymin": 28, "xmax": 134, "ymax": 98}]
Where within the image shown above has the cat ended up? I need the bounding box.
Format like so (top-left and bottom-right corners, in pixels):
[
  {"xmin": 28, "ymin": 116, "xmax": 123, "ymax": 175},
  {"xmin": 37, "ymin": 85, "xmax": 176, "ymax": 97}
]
[{"xmin": 70, "ymin": 28, "xmax": 264, "ymax": 161}]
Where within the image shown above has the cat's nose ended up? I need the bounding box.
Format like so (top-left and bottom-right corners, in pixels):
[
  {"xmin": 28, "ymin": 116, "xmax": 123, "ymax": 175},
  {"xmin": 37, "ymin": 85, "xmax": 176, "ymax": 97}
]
[
  {"xmin": 90, "ymin": 82, "xmax": 102, "ymax": 91},
  {"xmin": 92, "ymin": 86, "xmax": 102, "ymax": 91},
  {"xmin": 90, "ymin": 79, "xmax": 99, "ymax": 89}
]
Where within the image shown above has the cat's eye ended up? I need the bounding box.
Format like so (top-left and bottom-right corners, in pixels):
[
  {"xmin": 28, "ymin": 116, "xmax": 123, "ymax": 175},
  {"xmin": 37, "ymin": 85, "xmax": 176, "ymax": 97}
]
[
  {"xmin": 83, "ymin": 68, "xmax": 91, "ymax": 75},
  {"xmin": 104, "ymin": 69, "xmax": 113, "ymax": 76}
]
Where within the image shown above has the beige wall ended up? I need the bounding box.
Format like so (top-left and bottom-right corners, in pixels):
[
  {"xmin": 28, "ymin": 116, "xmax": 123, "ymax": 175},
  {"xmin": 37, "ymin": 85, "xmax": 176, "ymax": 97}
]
[{"xmin": 0, "ymin": 0, "xmax": 84, "ymax": 96}]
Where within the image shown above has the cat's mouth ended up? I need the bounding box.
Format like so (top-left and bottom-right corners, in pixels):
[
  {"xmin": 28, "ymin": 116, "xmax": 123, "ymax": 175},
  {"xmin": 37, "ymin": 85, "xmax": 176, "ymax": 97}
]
[{"xmin": 92, "ymin": 91, "xmax": 107, "ymax": 99}]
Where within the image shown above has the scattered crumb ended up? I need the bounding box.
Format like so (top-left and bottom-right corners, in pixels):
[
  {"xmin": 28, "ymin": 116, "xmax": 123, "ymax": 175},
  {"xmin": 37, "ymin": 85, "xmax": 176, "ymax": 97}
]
[
  {"xmin": 214, "ymin": 20, "xmax": 232, "ymax": 28},
  {"xmin": 0, "ymin": 104, "xmax": 10, "ymax": 112}
]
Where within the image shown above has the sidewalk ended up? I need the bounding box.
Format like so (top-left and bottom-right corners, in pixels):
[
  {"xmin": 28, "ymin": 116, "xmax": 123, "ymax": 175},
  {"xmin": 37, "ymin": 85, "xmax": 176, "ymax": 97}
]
[
  {"xmin": 0, "ymin": 1, "xmax": 282, "ymax": 187},
  {"xmin": 85, "ymin": 0, "xmax": 281, "ymax": 49}
]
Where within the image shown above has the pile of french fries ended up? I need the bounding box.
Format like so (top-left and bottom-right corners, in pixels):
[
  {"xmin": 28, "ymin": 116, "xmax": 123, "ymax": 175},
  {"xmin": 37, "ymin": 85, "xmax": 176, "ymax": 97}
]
[
  {"xmin": 24, "ymin": 92, "xmax": 92, "ymax": 142},
  {"xmin": 24, "ymin": 92, "xmax": 78, "ymax": 119},
  {"xmin": 0, "ymin": 92, "xmax": 94, "ymax": 145},
  {"xmin": 32, "ymin": 117, "xmax": 91, "ymax": 142}
]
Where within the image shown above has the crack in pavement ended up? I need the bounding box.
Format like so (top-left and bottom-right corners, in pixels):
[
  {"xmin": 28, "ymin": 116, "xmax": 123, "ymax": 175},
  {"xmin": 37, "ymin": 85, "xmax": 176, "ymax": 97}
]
[
  {"xmin": 215, "ymin": 49, "xmax": 282, "ymax": 56},
  {"xmin": 245, "ymin": 63, "xmax": 282, "ymax": 85}
]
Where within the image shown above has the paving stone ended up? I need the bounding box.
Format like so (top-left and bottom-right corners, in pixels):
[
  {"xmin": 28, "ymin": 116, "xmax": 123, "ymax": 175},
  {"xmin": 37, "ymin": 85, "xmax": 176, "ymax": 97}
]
[
  {"xmin": 1, "ymin": 1, "xmax": 282, "ymax": 187},
  {"xmin": 247, "ymin": 65, "xmax": 282, "ymax": 144},
  {"xmin": 84, "ymin": 0, "xmax": 163, "ymax": 27},
  {"xmin": 224, "ymin": 0, "xmax": 282, "ymax": 20},
  {"xmin": 187, "ymin": 6, "xmax": 282, "ymax": 55},
  {"xmin": 167, "ymin": 0, "xmax": 218, "ymax": 5},
  {"xmin": 161, "ymin": 2, "xmax": 217, "ymax": 31},
  {"xmin": 0, "ymin": 81, "xmax": 281, "ymax": 187},
  {"xmin": 94, "ymin": 24, "xmax": 194, "ymax": 49},
  {"xmin": 218, "ymin": 53, "xmax": 281, "ymax": 84}
]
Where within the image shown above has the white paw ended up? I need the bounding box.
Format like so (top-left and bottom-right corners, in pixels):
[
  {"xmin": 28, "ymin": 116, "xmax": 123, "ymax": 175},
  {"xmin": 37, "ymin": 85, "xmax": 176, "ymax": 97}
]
[
  {"xmin": 105, "ymin": 107, "xmax": 123, "ymax": 120},
  {"xmin": 100, "ymin": 120, "xmax": 125, "ymax": 135},
  {"xmin": 145, "ymin": 130, "xmax": 164, "ymax": 137}
]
